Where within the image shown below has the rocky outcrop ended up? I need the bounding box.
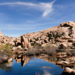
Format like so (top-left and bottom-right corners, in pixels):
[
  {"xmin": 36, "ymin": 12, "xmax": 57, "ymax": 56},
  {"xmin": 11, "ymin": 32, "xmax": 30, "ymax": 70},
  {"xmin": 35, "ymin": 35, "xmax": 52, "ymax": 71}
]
[
  {"xmin": 0, "ymin": 21, "xmax": 75, "ymax": 50},
  {"xmin": 15, "ymin": 36, "xmax": 31, "ymax": 49},
  {"xmin": 0, "ymin": 32, "xmax": 15, "ymax": 46},
  {"xmin": 21, "ymin": 36, "xmax": 31, "ymax": 49},
  {"xmin": 14, "ymin": 21, "xmax": 75, "ymax": 49}
]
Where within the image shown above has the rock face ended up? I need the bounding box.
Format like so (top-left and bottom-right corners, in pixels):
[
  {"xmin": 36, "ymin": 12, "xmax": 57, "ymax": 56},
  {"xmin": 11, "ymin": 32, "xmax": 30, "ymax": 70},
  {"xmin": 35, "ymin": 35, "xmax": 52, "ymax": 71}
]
[
  {"xmin": 21, "ymin": 36, "xmax": 31, "ymax": 48},
  {"xmin": 0, "ymin": 32, "xmax": 15, "ymax": 46},
  {"xmin": 15, "ymin": 21, "xmax": 75, "ymax": 49},
  {"xmin": 15, "ymin": 36, "xmax": 31, "ymax": 49}
]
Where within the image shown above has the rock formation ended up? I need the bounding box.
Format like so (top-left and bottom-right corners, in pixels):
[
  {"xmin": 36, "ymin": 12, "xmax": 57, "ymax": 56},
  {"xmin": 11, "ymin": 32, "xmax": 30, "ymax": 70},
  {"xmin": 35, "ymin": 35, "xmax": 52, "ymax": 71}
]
[
  {"xmin": 0, "ymin": 32, "xmax": 3, "ymax": 36},
  {"xmin": 62, "ymin": 67, "xmax": 75, "ymax": 75},
  {"xmin": 0, "ymin": 32, "xmax": 15, "ymax": 46},
  {"xmin": 14, "ymin": 21, "xmax": 75, "ymax": 49},
  {"xmin": 0, "ymin": 21, "xmax": 75, "ymax": 49}
]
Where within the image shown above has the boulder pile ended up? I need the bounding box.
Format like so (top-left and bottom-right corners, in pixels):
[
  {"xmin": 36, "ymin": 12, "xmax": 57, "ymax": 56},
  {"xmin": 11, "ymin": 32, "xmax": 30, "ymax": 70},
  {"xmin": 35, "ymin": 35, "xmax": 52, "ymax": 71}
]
[{"xmin": 14, "ymin": 21, "xmax": 75, "ymax": 49}]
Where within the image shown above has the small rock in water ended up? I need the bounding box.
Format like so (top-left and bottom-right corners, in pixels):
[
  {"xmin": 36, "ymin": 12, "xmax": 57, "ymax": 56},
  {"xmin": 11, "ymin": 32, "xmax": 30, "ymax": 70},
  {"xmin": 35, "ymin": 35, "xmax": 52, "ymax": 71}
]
[{"xmin": 8, "ymin": 58, "xmax": 13, "ymax": 63}]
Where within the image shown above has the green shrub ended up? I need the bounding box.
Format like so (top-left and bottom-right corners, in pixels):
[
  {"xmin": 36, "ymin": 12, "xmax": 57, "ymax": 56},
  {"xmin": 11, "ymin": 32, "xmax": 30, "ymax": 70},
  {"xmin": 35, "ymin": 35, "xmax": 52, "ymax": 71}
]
[
  {"xmin": 0, "ymin": 44, "xmax": 13, "ymax": 57},
  {"xmin": 31, "ymin": 41, "xmax": 41, "ymax": 47}
]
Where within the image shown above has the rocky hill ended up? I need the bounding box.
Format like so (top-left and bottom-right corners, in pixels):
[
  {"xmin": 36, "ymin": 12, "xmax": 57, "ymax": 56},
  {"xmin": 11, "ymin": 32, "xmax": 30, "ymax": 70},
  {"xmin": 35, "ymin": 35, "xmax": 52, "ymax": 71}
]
[
  {"xmin": 0, "ymin": 21, "xmax": 75, "ymax": 50},
  {"xmin": 15, "ymin": 21, "xmax": 75, "ymax": 50},
  {"xmin": 0, "ymin": 32, "xmax": 15, "ymax": 46}
]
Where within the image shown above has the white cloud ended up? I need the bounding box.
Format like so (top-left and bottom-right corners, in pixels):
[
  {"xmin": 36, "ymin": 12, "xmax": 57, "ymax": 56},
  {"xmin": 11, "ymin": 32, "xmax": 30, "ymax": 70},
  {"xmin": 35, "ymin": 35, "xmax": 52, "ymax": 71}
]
[
  {"xmin": 40, "ymin": 1, "xmax": 55, "ymax": 17},
  {"xmin": 43, "ymin": 70, "xmax": 52, "ymax": 75},
  {"xmin": 0, "ymin": 1, "xmax": 55, "ymax": 17}
]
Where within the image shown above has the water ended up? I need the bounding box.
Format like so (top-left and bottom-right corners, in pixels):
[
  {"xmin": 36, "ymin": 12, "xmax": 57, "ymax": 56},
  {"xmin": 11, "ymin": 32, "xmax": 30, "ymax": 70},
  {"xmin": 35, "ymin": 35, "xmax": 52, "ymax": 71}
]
[{"xmin": 0, "ymin": 58, "xmax": 63, "ymax": 75}]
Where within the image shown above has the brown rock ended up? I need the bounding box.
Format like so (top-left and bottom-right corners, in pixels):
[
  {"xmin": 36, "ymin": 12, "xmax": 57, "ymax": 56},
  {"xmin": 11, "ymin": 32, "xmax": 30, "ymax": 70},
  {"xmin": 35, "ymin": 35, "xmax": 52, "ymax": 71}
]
[
  {"xmin": 63, "ymin": 67, "xmax": 75, "ymax": 74},
  {"xmin": 1, "ymin": 21, "xmax": 75, "ymax": 50},
  {"xmin": 21, "ymin": 36, "xmax": 31, "ymax": 49},
  {"xmin": 8, "ymin": 58, "xmax": 13, "ymax": 62},
  {"xmin": 58, "ymin": 43, "xmax": 68, "ymax": 49},
  {"xmin": 0, "ymin": 32, "xmax": 3, "ymax": 36}
]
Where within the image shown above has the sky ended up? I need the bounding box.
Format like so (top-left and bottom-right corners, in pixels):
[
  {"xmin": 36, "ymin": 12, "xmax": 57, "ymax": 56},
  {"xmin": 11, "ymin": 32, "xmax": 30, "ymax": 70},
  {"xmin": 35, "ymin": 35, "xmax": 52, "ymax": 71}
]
[{"xmin": 0, "ymin": 0, "xmax": 75, "ymax": 37}]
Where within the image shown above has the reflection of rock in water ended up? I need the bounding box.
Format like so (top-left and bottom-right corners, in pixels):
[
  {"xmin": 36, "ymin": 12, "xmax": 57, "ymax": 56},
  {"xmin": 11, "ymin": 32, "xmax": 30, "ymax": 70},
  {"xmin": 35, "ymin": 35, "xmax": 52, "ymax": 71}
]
[
  {"xmin": 36, "ymin": 70, "xmax": 52, "ymax": 75},
  {"xmin": 15, "ymin": 55, "xmax": 30, "ymax": 67},
  {"xmin": 62, "ymin": 72, "xmax": 75, "ymax": 75},
  {"xmin": 16, "ymin": 57, "xmax": 21, "ymax": 63},
  {"xmin": 0, "ymin": 62, "xmax": 12, "ymax": 71},
  {"xmin": 21, "ymin": 55, "xmax": 30, "ymax": 67},
  {"xmin": 38, "ymin": 55, "xmax": 56, "ymax": 64},
  {"xmin": 62, "ymin": 67, "xmax": 75, "ymax": 75}
]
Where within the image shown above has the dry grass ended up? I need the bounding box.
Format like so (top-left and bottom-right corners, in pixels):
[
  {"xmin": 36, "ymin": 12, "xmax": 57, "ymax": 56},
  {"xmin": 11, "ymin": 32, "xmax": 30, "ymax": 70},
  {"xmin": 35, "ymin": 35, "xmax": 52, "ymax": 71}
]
[
  {"xmin": 44, "ymin": 44, "xmax": 57, "ymax": 56},
  {"xmin": 27, "ymin": 45, "xmax": 42, "ymax": 56},
  {"xmin": 27, "ymin": 44, "xmax": 57, "ymax": 56}
]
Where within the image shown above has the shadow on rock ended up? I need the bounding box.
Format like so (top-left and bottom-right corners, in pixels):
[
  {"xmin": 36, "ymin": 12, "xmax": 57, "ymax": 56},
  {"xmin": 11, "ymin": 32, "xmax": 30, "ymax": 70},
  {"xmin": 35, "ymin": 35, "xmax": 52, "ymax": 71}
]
[{"xmin": 62, "ymin": 72, "xmax": 75, "ymax": 75}]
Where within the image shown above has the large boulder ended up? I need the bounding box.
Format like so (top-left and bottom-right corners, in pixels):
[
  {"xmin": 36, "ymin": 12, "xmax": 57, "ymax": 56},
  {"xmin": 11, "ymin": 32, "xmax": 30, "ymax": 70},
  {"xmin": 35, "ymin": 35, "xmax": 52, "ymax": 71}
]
[
  {"xmin": 15, "ymin": 37, "xmax": 21, "ymax": 46},
  {"xmin": 21, "ymin": 36, "xmax": 31, "ymax": 49},
  {"xmin": 13, "ymin": 21, "xmax": 75, "ymax": 49},
  {"xmin": 0, "ymin": 32, "xmax": 3, "ymax": 36}
]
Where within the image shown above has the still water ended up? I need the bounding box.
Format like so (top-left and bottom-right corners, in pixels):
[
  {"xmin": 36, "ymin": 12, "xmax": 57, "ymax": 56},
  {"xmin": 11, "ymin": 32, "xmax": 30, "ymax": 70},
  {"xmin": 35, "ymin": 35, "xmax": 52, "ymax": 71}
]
[{"xmin": 0, "ymin": 58, "xmax": 63, "ymax": 75}]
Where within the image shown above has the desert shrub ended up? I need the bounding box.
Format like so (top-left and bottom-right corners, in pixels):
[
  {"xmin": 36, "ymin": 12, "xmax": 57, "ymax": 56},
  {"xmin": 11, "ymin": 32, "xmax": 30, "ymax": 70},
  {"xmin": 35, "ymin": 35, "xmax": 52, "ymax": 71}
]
[
  {"xmin": 44, "ymin": 44, "xmax": 57, "ymax": 56},
  {"xmin": 56, "ymin": 49, "xmax": 66, "ymax": 52},
  {"xmin": 47, "ymin": 31, "xmax": 65, "ymax": 41},
  {"xmin": 47, "ymin": 32, "xmax": 53, "ymax": 41},
  {"xmin": 0, "ymin": 44, "xmax": 13, "ymax": 57},
  {"xmin": 72, "ymin": 43, "xmax": 75, "ymax": 46},
  {"xmin": 0, "ymin": 43, "xmax": 12, "ymax": 51},
  {"xmin": 27, "ymin": 45, "xmax": 43, "ymax": 56},
  {"xmin": 67, "ymin": 49, "xmax": 75, "ymax": 56},
  {"xmin": 31, "ymin": 41, "xmax": 41, "ymax": 46},
  {"xmin": 56, "ymin": 44, "xmax": 67, "ymax": 52}
]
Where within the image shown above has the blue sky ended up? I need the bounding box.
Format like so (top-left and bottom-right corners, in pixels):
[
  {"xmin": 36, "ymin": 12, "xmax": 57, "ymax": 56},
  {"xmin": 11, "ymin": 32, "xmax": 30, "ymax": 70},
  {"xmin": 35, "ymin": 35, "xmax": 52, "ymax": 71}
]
[{"xmin": 0, "ymin": 0, "xmax": 75, "ymax": 37}]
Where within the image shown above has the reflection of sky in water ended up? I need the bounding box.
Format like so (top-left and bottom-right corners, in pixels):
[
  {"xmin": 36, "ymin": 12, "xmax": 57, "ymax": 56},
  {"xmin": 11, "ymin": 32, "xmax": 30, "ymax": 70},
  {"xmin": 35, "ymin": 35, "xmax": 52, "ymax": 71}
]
[{"xmin": 0, "ymin": 58, "xmax": 63, "ymax": 75}]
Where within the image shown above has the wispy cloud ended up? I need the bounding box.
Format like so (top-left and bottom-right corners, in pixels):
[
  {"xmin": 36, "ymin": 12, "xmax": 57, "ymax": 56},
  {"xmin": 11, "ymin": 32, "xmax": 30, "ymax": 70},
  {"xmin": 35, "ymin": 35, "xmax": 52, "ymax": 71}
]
[{"xmin": 0, "ymin": 1, "xmax": 55, "ymax": 17}]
